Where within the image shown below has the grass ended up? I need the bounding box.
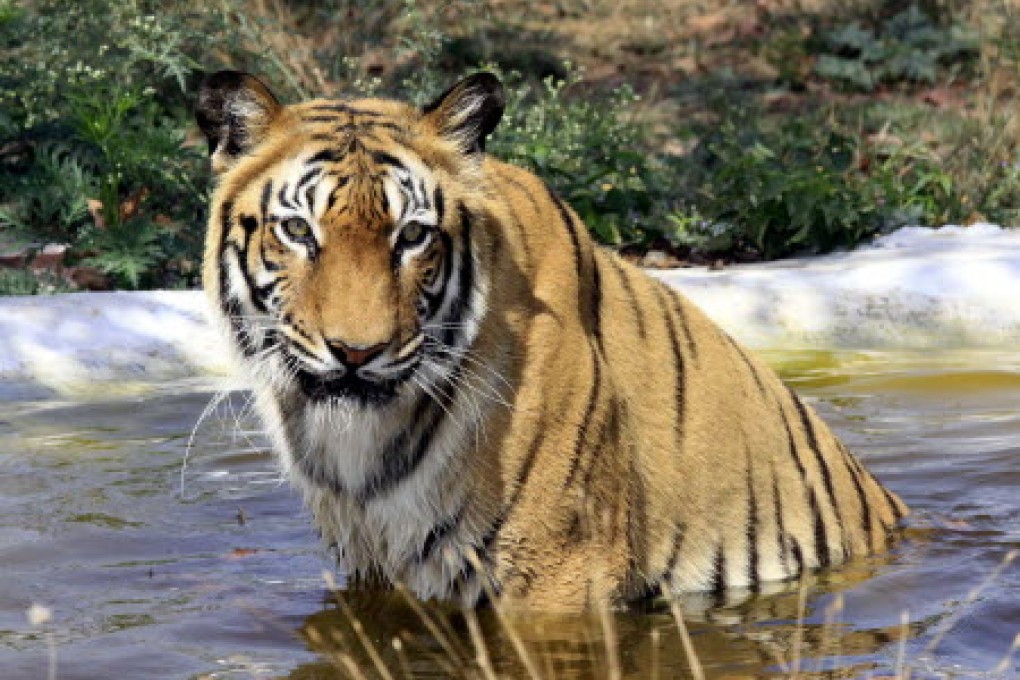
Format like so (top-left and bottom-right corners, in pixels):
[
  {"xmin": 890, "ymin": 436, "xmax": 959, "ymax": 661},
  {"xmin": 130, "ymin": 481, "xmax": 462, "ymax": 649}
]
[{"xmin": 286, "ymin": 549, "xmax": 1020, "ymax": 678}]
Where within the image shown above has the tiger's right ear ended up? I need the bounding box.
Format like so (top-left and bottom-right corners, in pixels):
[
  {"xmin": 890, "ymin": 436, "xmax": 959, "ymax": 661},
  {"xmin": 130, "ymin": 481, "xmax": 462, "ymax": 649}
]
[{"xmin": 196, "ymin": 70, "xmax": 282, "ymax": 174}]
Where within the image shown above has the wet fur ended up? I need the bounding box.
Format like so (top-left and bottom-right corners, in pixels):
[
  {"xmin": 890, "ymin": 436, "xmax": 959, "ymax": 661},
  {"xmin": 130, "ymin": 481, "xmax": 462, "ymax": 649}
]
[{"xmin": 198, "ymin": 71, "xmax": 907, "ymax": 610}]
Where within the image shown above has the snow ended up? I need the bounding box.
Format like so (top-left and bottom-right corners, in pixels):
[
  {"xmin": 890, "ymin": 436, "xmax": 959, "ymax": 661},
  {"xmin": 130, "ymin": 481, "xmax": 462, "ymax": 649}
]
[
  {"xmin": 1, "ymin": 224, "xmax": 1018, "ymax": 393},
  {"xmin": 654, "ymin": 223, "xmax": 1020, "ymax": 350},
  {"xmin": 0, "ymin": 290, "xmax": 230, "ymax": 395}
]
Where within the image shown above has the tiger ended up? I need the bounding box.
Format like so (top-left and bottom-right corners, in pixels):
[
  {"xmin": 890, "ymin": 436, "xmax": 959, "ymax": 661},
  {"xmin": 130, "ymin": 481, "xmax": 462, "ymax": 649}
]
[{"xmin": 196, "ymin": 69, "xmax": 907, "ymax": 610}]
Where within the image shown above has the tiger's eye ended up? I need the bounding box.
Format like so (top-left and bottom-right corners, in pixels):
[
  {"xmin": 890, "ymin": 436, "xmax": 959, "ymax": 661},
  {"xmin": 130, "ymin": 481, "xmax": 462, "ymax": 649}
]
[
  {"xmin": 400, "ymin": 221, "xmax": 428, "ymax": 246},
  {"xmin": 281, "ymin": 217, "xmax": 311, "ymax": 240}
]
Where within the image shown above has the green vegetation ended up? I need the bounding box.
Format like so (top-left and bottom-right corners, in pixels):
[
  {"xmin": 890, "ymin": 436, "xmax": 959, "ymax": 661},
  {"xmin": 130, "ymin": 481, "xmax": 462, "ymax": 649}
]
[
  {"xmin": 813, "ymin": 5, "xmax": 979, "ymax": 91},
  {"xmin": 1, "ymin": 0, "xmax": 1017, "ymax": 292}
]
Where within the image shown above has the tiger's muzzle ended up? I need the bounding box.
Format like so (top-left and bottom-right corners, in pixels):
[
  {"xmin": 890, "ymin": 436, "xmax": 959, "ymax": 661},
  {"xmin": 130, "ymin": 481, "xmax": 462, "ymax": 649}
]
[{"xmin": 289, "ymin": 336, "xmax": 423, "ymax": 407}]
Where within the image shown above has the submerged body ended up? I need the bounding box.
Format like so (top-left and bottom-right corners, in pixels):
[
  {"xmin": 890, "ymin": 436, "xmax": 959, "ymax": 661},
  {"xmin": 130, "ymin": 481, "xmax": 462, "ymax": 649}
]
[{"xmin": 197, "ymin": 71, "xmax": 906, "ymax": 609}]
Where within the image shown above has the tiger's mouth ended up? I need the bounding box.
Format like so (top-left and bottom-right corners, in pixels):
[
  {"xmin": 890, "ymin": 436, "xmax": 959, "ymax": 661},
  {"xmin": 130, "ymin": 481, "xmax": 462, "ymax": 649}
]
[{"xmin": 294, "ymin": 366, "xmax": 412, "ymax": 407}]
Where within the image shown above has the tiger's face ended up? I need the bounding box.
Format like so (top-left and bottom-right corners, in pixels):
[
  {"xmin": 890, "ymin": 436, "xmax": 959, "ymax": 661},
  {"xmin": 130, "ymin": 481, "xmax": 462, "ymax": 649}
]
[{"xmin": 197, "ymin": 72, "xmax": 504, "ymax": 407}]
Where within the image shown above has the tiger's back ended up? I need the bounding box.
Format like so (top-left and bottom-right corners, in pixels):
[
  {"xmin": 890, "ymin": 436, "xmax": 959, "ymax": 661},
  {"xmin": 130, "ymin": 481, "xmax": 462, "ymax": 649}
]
[{"xmin": 196, "ymin": 70, "xmax": 906, "ymax": 609}]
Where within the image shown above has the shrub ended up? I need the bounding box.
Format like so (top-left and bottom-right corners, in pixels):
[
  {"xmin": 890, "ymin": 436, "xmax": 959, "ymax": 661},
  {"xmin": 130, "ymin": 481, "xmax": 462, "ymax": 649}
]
[
  {"xmin": 488, "ymin": 68, "xmax": 668, "ymax": 245},
  {"xmin": 671, "ymin": 111, "xmax": 962, "ymax": 259},
  {"xmin": 813, "ymin": 5, "xmax": 979, "ymax": 91}
]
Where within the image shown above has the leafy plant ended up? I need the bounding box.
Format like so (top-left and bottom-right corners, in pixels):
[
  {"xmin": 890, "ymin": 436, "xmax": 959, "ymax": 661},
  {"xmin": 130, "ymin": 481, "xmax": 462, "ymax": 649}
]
[
  {"xmin": 814, "ymin": 4, "xmax": 979, "ymax": 91},
  {"xmin": 82, "ymin": 218, "xmax": 165, "ymax": 289},
  {"xmin": 673, "ymin": 110, "xmax": 968, "ymax": 259},
  {"xmin": 0, "ymin": 268, "xmax": 72, "ymax": 296},
  {"xmin": 490, "ymin": 67, "xmax": 667, "ymax": 245}
]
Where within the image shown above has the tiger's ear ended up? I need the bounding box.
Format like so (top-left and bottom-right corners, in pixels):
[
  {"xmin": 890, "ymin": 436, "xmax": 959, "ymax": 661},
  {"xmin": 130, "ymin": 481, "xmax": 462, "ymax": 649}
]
[
  {"xmin": 196, "ymin": 70, "xmax": 282, "ymax": 173},
  {"xmin": 422, "ymin": 72, "xmax": 505, "ymax": 154}
]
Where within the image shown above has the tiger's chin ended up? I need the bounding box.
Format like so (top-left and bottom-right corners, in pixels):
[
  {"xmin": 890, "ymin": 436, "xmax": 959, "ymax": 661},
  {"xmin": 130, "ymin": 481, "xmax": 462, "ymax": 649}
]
[{"xmin": 295, "ymin": 367, "xmax": 411, "ymax": 408}]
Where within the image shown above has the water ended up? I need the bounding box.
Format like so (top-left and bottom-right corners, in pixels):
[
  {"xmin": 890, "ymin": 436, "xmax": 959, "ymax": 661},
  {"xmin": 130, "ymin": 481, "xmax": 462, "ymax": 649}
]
[{"xmin": 1, "ymin": 352, "xmax": 1018, "ymax": 679}]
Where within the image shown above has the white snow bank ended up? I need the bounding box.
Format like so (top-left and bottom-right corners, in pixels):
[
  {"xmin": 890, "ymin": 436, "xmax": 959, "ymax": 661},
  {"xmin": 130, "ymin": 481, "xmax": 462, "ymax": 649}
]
[
  {"xmin": 0, "ymin": 290, "xmax": 231, "ymax": 394},
  {"xmin": 654, "ymin": 223, "xmax": 1020, "ymax": 350},
  {"xmin": 1, "ymin": 224, "xmax": 1018, "ymax": 392}
]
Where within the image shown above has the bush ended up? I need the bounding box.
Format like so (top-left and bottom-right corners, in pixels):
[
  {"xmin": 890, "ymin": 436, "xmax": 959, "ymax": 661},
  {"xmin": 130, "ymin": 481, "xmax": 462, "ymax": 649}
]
[
  {"xmin": 813, "ymin": 5, "xmax": 979, "ymax": 91},
  {"xmin": 488, "ymin": 68, "xmax": 668, "ymax": 245},
  {"xmin": 670, "ymin": 111, "xmax": 962, "ymax": 259}
]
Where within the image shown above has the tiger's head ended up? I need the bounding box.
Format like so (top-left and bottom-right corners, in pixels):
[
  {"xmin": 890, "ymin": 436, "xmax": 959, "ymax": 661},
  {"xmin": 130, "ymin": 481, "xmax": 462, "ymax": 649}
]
[{"xmin": 197, "ymin": 71, "xmax": 505, "ymax": 407}]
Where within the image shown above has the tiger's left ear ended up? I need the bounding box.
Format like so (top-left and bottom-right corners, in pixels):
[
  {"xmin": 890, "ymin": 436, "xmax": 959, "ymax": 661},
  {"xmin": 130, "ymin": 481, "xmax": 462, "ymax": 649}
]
[
  {"xmin": 196, "ymin": 70, "xmax": 282, "ymax": 174},
  {"xmin": 422, "ymin": 72, "xmax": 505, "ymax": 154}
]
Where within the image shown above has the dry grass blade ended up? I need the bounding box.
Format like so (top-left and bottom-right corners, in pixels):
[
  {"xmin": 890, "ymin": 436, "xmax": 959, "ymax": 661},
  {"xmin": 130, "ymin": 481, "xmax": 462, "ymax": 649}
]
[
  {"xmin": 597, "ymin": 597, "xmax": 621, "ymax": 680},
  {"xmin": 323, "ymin": 571, "xmax": 398, "ymax": 680},
  {"xmin": 668, "ymin": 599, "xmax": 705, "ymax": 680},
  {"xmin": 391, "ymin": 637, "xmax": 414, "ymax": 680},
  {"xmin": 464, "ymin": 549, "xmax": 544, "ymax": 680},
  {"xmin": 992, "ymin": 632, "xmax": 1020, "ymax": 676},
  {"xmin": 464, "ymin": 608, "xmax": 499, "ymax": 680},
  {"xmin": 398, "ymin": 629, "xmax": 463, "ymax": 679},
  {"xmin": 650, "ymin": 627, "xmax": 661, "ymax": 680},
  {"xmin": 789, "ymin": 577, "xmax": 810, "ymax": 679},
  {"xmin": 338, "ymin": 652, "xmax": 373, "ymax": 680},
  {"xmin": 395, "ymin": 583, "xmax": 468, "ymax": 669},
  {"xmin": 923, "ymin": 549, "xmax": 1018, "ymax": 657},
  {"xmin": 894, "ymin": 610, "xmax": 910, "ymax": 680}
]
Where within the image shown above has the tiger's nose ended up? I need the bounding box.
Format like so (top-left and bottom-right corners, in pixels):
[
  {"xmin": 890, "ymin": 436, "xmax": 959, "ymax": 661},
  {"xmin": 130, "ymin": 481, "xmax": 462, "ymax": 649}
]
[{"xmin": 326, "ymin": 340, "xmax": 388, "ymax": 368}]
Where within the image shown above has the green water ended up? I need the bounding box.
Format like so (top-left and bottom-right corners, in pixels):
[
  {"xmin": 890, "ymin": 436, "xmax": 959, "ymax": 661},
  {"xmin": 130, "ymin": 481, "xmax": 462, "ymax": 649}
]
[{"xmin": 1, "ymin": 351, "xmax": 1018, "ymax": 678}]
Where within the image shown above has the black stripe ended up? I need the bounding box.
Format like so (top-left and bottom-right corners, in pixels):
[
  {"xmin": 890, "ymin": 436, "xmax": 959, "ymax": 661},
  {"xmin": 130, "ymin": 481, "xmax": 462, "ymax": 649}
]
[
  {"xmin": 296, "ymin": 167, "xmax": 323, "ymax": 191},
  {"xmin": 434, "ymin": 186, "xmax": 445, "ymax": 223},
  {"xmin": 563, "ymin": 349, "xmax": 602, "ymax": 489},
  {"xmin": 357, "ymin": 382, "xmax": 455, "ymax": 502},
  {"xmin": 240, "ymin": 215, "xmax": 258, "ymax": 235},
  {"xmin": 439, "ymin": 206, "xmax": 475, "ymax": 349},
  {"xmin": 371, "ymin": 150, "xmax": 408, "ymax": 172},
  {"xmin": 308, "ymin": 147, "xmax": 344, "ymax": 165},
  {"xmin": 809, "ymin": 488, "xmax": 830, "ymax": 567},
  {"xmin": 591, "ymin": 252, "xmax": 604, "ymax": 350},
  {"xmin": 730, "ymin": 336, "xmax": 768, "ymax": 395},
  {"xmin": 660, "ymin": 522, "xmax": 686, "ymax": 586},
  {"xmin": 260, "ymin": 180, "xmax": 273, "ymax": 225},
  {"xmin": 278, "ymin": 183, "xmax": 297, "ymax": 210},
  {"xmin": 607, "ymin": 257, "xmax": 647, "ymax": 339},
  {"xmin": 417, "ymin": 178, "xmax": 430, "ymax": 210},
  {"xmin": 672, "ymin": 299, "xmax": 699, "ymax": 362},
  {"xmin": 301, "ymin": 115, "xmax": 346, "ymax": 124},
  {"xmin": 235, "ymin": 213, "xmax": 268, "ymax": 315},
  {"xmin": 307, "ymin": 103, "xmax": 385, "ymax": 116},
  {"xmin": 880, "ymin": 479, "xmax": 905, "ymax": 521},
  {"xmin": 288, "ymin": 340, "xmax": 320, "ymax": 363},
  {"xmin": 654, "ymin": 286, "xmax": 686, "ymax": 444},
  {"xmin": 791, "ymin": 392, "xmax": 845, "ymax": 561},
  {"xmin": 335, "ymin": 121, "xmax": 405, "ymax": 135},
  {"xmin": 746, "ymin": 447, "xmax": 760, "ymax": 591},
  {"xmin": 780, "ymin": 413, "xmax": 828, "ymax": 568},
  {"xmin": 711, "ymin": 544, "xmax": 726, "ymax": 594},
  {"xmin": 790, "ymin": 536, "xmax": 805, "ymax": 576},
  {"xmin": 546, "ymin": 185, "xmax": 584, "ymax": 279},
  {"xmin": 854, "ymin": 452, "xmax": 905, "ymax": 521},
  {"xmin": 424, "ymin": 235, "xmax": 454, "ymax": 320},
  {"xmin": 771, "ymin": 463, "xmax": 791, "ymax": 578},
  {"xmin": 838, "ymin": 441, "xmax": 875, "ymax": 551},
  {"xmin": 419, "ymin": 500, "xmax": 467, "ymax": 563},
  {"xmin": 498, "ymin": 175, "xmax": 538, "ymax": 263},
  {"xmin": 581, "ymin": 400, "xmax": 616, "ymax": 487},
  {"xmin": 481, "ymin": 420, "xmax": 548, "ymax": 552}
]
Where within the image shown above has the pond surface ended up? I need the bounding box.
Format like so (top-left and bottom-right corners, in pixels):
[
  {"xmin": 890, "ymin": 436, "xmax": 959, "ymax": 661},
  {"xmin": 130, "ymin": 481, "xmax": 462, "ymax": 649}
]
[{"xmin": 1, "ymin": 351, "xmax": 1018, "ymax": 679}]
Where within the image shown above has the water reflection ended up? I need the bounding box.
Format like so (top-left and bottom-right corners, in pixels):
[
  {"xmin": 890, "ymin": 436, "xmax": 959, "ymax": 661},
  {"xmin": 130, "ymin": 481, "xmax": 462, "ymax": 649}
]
[
  {"xmin": 1, "ymin": 353, "xmax": 1019, "ymax": 678},
  {"xmin": 291, "ymin": 563, "xmax": 919, "ymax": 679}
]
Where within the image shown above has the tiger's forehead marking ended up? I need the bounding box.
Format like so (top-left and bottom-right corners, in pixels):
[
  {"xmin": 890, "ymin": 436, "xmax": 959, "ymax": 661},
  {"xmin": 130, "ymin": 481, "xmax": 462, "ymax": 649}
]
[{"xmin": 258, "ymin": 135, "xmax": 439, "ymax": 238}]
